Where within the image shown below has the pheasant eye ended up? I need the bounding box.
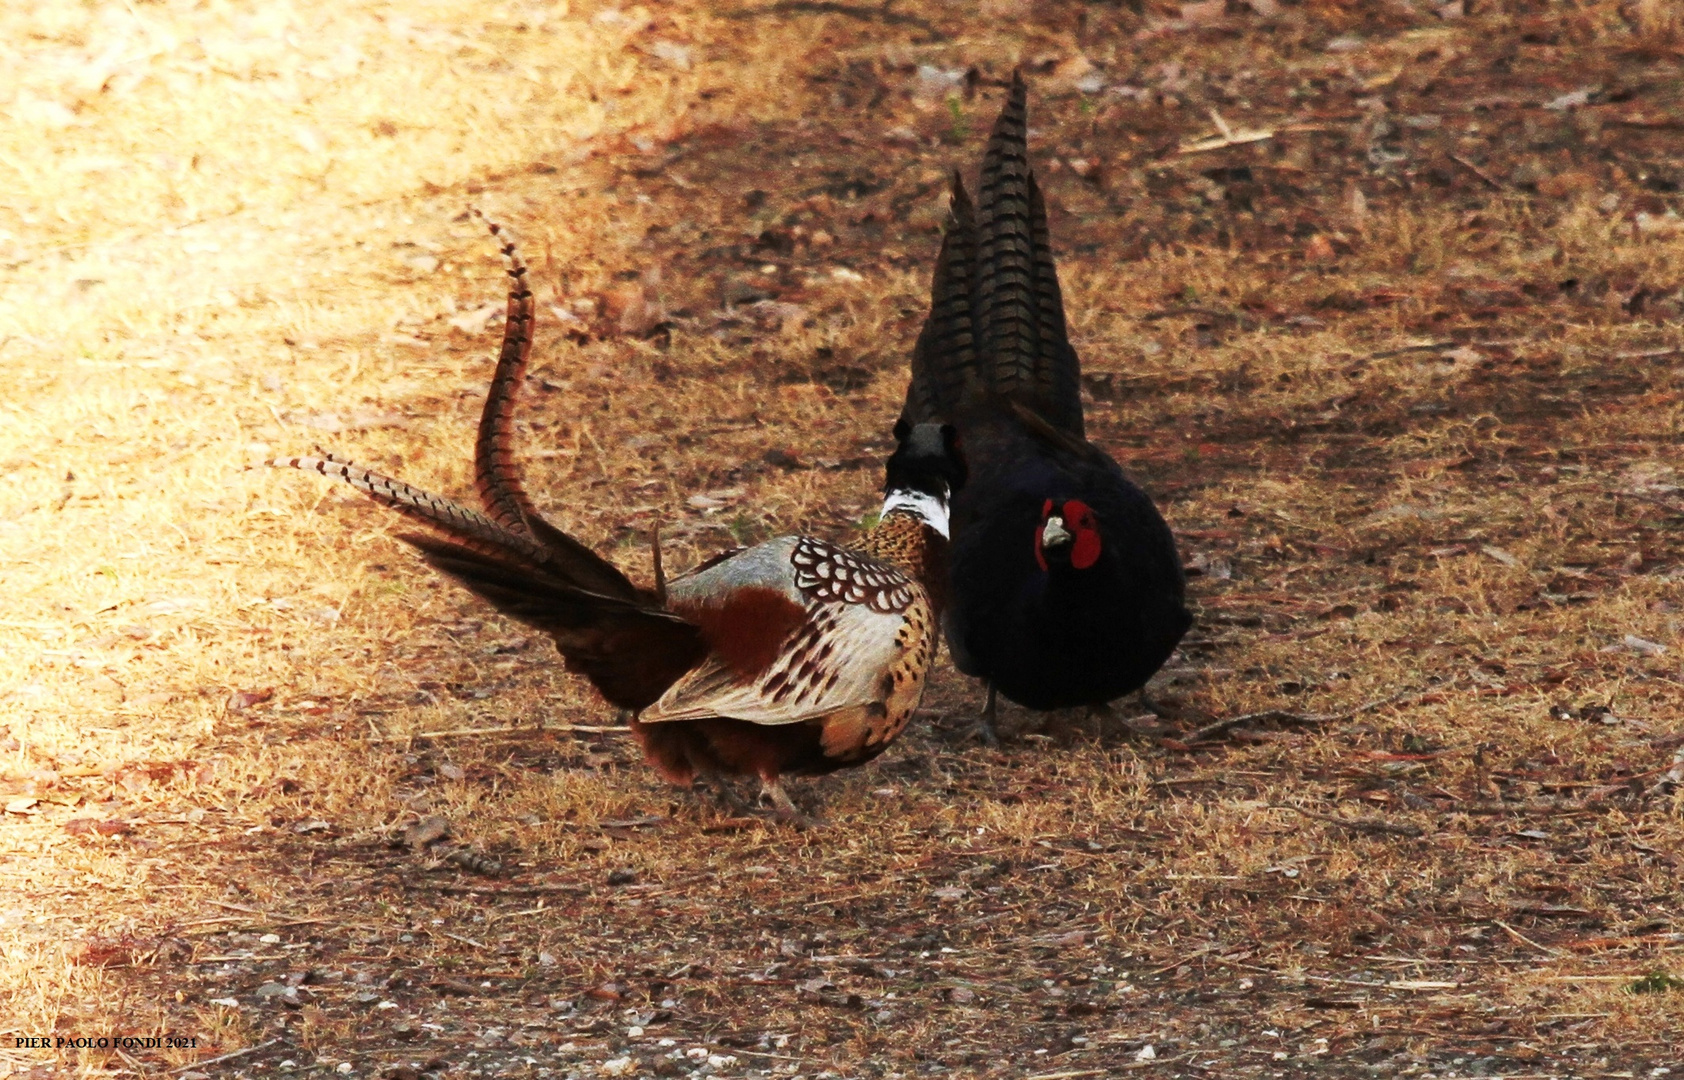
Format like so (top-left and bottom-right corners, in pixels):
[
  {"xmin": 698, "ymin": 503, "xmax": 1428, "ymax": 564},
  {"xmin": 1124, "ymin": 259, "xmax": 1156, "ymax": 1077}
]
[{"xmin": 1041, "ymin": 498, "xmax": 1055, "ymax": 519}]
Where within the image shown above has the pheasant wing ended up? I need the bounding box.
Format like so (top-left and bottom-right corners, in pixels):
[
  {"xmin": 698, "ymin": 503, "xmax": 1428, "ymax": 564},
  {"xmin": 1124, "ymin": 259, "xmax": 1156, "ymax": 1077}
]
[
  {"xmin": 639, "ymin": 596, "xmax": 913, "ymax": 725},
  {"xmin": 640, "ymin": 539, "xmax": 925, "ymax": 726}
]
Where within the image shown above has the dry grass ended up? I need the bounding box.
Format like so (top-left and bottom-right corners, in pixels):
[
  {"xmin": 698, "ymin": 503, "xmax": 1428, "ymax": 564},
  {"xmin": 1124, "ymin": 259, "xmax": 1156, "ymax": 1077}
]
[{"xmin": 3, "ymin": 1, "xmax": 1683, "ymax": 1077}]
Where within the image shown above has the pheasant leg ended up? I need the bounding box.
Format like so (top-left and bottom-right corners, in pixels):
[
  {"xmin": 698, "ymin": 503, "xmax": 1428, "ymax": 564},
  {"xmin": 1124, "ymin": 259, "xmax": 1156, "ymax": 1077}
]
[
  {"xmin": 760, "ymin": 777, "xmax": 824, "ymax": 829},
  {"xmin": 1136, "ymin": 687, "xmax": 1176, "ymax": 720},
  {"xmin": 971, "ymin": 683, "xmax": 1001, "ymax": 747}
]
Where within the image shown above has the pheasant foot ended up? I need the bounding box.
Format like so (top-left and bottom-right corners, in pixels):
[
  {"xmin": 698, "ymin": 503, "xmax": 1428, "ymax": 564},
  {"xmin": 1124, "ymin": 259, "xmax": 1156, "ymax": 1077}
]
[
  {"xmin": 692, "ymin": 768, "xmax": 757, "ymax": 819},
  {"xmin": 963, "ymin": 683, "xmax": 1002, "ymax": 747},
  {"xmin": 1090, "ymin": 699, "xmax": 1171, "ymax": 741}
]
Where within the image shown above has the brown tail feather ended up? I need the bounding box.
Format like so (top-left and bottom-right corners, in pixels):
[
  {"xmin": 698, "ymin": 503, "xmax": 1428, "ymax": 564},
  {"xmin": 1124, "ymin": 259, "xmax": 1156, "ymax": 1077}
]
[
  {"xmin": 267, "ymin": 455, "xmax": 552, "ymax": 563},
  {"xmin": 403, "ymin": 532, "xmax": 706, "ymax": 711},
  {"xmin": 471, "ymin": 211, "xmax": 541, "ymax": 537},
  {"xmin": 467, "ymin": 212, "xmax": 644, "ymax": 602},
  {"xmin": 901, "ymin": 173, "xmax": 980, "ymax": 427}
]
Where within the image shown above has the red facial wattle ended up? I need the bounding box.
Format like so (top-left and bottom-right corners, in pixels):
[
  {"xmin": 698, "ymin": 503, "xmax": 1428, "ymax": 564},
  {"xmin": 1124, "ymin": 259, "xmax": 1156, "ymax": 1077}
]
[
  {"xmin": 1065, "ymin": 499, "xmax": 1101, "ymax": 570},
  {"xmin": 1034, "ymin": 498, "xmax": 1054, "ymax": 571},
  {"xmin": 1034, "ymin": 499, "xmax": 1102, "ymax": 572}
]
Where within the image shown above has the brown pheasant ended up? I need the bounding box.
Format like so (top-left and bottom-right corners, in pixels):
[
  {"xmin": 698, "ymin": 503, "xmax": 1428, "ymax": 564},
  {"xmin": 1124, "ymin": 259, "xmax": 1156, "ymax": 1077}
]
[{"xmin": 269, "ymin": 217, "xmax": 964, "ymax": 821}]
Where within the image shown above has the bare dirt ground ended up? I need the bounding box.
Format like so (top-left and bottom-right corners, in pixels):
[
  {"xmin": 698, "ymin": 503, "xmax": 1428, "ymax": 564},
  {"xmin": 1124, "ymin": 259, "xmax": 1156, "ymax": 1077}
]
[{"xmin": 3, "ymin": 1, "xmax": 1683, "ymax": 1077}]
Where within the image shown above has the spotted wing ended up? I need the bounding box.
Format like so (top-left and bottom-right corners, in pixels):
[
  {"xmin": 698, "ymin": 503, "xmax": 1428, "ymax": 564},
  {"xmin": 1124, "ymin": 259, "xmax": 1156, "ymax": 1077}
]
[
  {"xmin": 639, "ymin": 540, "xmax": 922, "ymax": 727},
  {"xmin": 787, "ymin": 537, "xmax": 917, "ymax": 613}
]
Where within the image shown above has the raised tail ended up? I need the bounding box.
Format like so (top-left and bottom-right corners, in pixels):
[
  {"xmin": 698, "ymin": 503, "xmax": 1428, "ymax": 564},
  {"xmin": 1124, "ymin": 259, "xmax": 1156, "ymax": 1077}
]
[
  {"xmin": 468, "ymin": 212, "xmax": 646, "ymax": 603},
  {"xmin": 1027, "ymin": 173, "xmax": 1083, "ymax": 438},
  {"xmin": 471, "ymin": 211, "xmax": 541, "ymax": 537},
  {"xmin": 900, "ymin": 172, "xmax": 979, "ymax": 428},
  {"xmin": 973, "ymin": 70, "xmax": 1084, "ymax": 437}
]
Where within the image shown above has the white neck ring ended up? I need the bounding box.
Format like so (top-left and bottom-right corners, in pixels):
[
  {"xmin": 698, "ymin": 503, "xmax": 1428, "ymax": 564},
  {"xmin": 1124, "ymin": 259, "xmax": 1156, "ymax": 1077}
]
[{"xmin": 880, "ymin": 488, "xmax": 949, "ymax": 539}]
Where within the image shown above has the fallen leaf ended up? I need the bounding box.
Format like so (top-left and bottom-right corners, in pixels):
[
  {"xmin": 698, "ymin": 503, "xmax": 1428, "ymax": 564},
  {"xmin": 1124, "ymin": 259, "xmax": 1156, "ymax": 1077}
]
[
  {"xmin": 1481, "ymin": 545, "xmax": 1521, "ymax": 568},
  {"xmin": 403, "ymin": 815, "xmax": 452, "ymax": 848},
  {"xmin": 1622, "ymin": 635, "xmax": 1666, "ymax": 657},
  {"xmin": 1544, "ymin": 86, "xmax": 1597, "ymax": 111}
]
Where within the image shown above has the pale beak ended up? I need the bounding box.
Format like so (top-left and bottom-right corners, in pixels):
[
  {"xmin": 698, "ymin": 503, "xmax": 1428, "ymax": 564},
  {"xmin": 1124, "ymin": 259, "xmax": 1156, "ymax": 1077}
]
[{"xmin": 1041, "ymin": 515, "xmax": 1073, "ymax": 549}]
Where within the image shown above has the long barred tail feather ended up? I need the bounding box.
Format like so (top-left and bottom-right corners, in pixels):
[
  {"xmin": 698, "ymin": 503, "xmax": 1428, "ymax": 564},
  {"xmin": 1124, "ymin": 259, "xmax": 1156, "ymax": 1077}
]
[
  {"xmin": 266, "ymin": 454, "xmax": 551, "ymax": 565},
  {"xmin": 470, "ymin": 210, "xmax": 541, "ymax": 538},
  {"xmin": 467, "ymin": 210, "xmax": 644, "ymax": 602},
  {"xmin": 269, "ymin": 453, "xmax": 699, "ymax": 710},
  {"xmin": 975, "ymin": 72, "xmax": 1038, "ymax": 408}
]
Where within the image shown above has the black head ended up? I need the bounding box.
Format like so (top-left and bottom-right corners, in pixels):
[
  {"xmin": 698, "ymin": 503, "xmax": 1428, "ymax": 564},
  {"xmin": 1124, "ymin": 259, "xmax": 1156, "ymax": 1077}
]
[{"xmin": 887, "ymin": 418, "xmax": 967, "ymax": 498}]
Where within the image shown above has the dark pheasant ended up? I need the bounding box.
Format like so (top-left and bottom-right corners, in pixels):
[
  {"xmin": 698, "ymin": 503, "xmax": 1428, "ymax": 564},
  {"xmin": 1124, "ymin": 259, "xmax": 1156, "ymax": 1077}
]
[
  {"xmin": 901, "ymin": 73, "xmax": 1192, "ymax": 742},
  {"xmin": 271, "ymin": 217, "xmax": 964, "ymax": 820}
]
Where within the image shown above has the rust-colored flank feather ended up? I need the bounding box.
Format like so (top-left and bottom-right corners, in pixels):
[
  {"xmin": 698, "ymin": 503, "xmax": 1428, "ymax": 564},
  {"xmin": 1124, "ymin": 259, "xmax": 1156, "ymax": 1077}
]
[{"xmin": 674, "ymin": 587, "xmax": 810, "ymax": 681}]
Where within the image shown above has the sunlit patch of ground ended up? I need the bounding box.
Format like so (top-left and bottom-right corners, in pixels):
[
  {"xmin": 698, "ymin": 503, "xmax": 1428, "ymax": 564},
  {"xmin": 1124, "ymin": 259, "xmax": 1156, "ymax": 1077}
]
[{"xmin": 2, "ymin": 1, "xmax": 1681, "ymax": 1077}]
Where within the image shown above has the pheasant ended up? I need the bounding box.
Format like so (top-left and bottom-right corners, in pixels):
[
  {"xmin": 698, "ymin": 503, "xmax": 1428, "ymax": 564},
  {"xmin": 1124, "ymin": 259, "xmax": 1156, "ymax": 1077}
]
[
  {"xmin": 270, "ymin": 217, "xmax": 964, "ymax": 821},
  {"xmin": 900, "ymin": 73, "xmax": 1192, "ymax": 743}
]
